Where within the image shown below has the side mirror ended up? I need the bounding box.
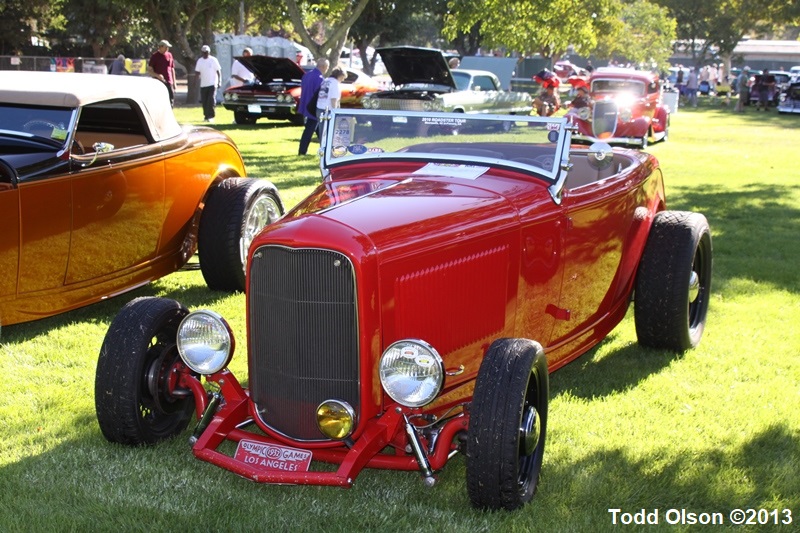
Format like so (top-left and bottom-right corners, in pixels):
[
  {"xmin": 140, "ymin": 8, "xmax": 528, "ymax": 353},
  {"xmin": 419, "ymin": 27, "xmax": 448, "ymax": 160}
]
[{"xmin": 93, "ymin": 142, "xmax": 115, "ymax": 153}]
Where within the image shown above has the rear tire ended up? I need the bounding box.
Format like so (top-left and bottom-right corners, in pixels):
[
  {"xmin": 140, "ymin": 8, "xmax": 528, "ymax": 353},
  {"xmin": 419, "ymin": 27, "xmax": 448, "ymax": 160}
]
[
  {"xmin": 466, "ymin": 338, "xmax": 549, "ymax": 510},
  {"xmin": 95, "ymin": 297, "xmax": 196, "ymax": 445},
  {"xmin": 635, "ymin": 211, "xmax": 712, "ymax": 351},
  {"xmin": 198, "ymin": 178, "xmax": 283, "ymax": 291}
]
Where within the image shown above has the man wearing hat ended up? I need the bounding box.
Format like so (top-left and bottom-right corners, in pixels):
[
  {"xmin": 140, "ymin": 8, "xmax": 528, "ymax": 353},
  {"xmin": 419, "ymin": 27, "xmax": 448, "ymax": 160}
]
[
  {"xmin": 148, "ymin": 39, "xmax": 177, "ymax": 106},
  {"xmin": 569, "ymin": 80, "xmax": 592, "ymax": 109},
  {"xmin": 735, "ymin": 66, "xmax": 751, "ymax": 113},
  {"xmin": 195, "ymin": 45, "xmax": 222, "ymax": 123}
]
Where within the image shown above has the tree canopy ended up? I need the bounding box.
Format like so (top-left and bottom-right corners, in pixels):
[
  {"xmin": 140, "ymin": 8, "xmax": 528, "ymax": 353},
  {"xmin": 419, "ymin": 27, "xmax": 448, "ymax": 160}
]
[{"xmin": 1, "ymin": 0, "xmax": 798, "ymax": 74}]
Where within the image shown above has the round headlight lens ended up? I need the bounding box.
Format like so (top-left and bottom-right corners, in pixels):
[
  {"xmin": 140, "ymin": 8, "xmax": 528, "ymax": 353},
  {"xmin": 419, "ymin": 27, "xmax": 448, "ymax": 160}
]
[
  {"xmin": 177, "ymin": 310, "xmax": 234, "ymax": 374},
  {"xmin": 578, "ymin": 106, "xmax": 591, "ymax": 121},
  {"xmin": 619, "ymin": 108, "xmax": 633, "ymax": 122},
  {"xmin": 379, "ymin": 340, "xmax": 444, "ymax": 408},
  {"xmin": 316, "ymin": 400, "xmax": 356, "ymax": 440}
]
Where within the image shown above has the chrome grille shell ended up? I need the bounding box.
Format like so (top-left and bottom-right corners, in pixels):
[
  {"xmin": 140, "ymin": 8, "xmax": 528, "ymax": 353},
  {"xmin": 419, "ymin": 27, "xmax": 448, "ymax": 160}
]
[{"xmin": 247, "ymin": 245, "xmax": 359, "ymax": 441}]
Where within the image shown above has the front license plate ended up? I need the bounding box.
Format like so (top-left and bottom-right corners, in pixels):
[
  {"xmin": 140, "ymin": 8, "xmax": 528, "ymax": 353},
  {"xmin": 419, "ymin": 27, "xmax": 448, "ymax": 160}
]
[
  {"xmin": 247, "ymin": 104, "xmax": 261, "ymax": 113},
  {"xmin": 234, "ymin": 439, "xmax": 312, "ymax": 472}
]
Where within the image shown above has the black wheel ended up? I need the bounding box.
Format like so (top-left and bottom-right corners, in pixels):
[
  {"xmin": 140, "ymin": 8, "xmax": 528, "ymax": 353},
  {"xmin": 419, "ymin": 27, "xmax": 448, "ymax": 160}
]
[
  {"xmin": 95, "ymin": 297, "xmax": 196, "ymax": 445},
  {"xmin": 198, "ymin": 178, "xmax": 283, "ymax": 291},
  {"xmin": 635, "ymin": 211, "xmax": 712, "ymax": 351},
  {"xmin": 466, "ymin": 338, "xmax": 549, "ymax": 510},
  {"xmin": 233, "ymin": 111, "xmax": 257, "ymax": 125}
]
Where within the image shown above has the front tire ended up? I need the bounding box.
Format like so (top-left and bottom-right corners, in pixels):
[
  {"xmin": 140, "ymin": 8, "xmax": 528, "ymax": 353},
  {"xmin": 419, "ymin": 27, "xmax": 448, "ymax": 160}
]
[
  {"xmin": 635, "ymin": 211, "xmax": 712, "ymax": 351},
  {"xmin": 95, "ymin": 297, "xmax": 196, "ymax": 445},
  {"xmin": 466, "ymin": 338, "xmax": 549, "ymax": 510},
  {"xmin": 233, "ymin": 111, "xmax": 257, "ymax": 125},
  {"xmin": 198, "ymin": 178, "xmax": 283, "ymax": 291}
]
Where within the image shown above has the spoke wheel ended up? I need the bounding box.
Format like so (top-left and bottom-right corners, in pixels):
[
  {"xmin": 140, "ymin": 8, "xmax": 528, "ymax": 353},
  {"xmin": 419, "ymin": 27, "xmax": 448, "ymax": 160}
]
[{"xmin": 198, "ymin": 178, "xmax": 284, "ymax": 291}]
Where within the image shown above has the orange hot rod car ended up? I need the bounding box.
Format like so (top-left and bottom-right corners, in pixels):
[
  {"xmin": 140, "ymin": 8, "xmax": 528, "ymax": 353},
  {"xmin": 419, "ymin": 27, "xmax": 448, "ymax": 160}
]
[
  {"xmin": 0, "ymin": 71, "xmax": 283, "ymax": 327},
  {"xmin": 95, "ymin": 109, "xmax": 712, "ymax": 510}
]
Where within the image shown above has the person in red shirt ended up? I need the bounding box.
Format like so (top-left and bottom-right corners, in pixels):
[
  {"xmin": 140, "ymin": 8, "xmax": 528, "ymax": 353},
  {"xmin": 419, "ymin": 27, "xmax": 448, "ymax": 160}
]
[{"xmin": 148, "ymin": 39, "xmax": 177, "ymax": 106}]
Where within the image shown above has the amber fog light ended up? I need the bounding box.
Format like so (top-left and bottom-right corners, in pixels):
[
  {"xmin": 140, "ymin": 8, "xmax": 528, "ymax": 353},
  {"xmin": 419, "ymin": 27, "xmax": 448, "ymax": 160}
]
[
  {"xmin": 176, "ymin": 310, "xmax": 234, "ymax": 374},
  {"xmin": 316, "ymin": 400, "xmax": 356, "ymax": 440},
  {"xmin": 380, "ymin": 339, "xmax": 444, "ymax": 408}
]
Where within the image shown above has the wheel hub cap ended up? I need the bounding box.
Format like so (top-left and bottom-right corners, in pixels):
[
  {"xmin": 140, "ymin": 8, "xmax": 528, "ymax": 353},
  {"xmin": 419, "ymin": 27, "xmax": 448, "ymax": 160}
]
[
  {"xmin": 519, "ymin": 405, "xmax": 540, "ymax": 456},
  {"xmin": 688, "ymin": 270, "xmax": 700, "ymax": 302}
]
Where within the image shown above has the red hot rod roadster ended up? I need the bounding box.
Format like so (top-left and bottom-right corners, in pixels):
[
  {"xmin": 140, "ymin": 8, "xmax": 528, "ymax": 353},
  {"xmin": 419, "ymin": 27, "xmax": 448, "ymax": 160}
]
[{"xmin": 95, "ymin": 109, "xmax": 711, "ymax": 510}]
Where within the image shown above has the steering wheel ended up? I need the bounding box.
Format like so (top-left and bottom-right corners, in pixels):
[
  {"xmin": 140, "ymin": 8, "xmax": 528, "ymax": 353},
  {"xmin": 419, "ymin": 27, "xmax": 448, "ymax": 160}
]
[
  {"xmin": 531, "ymin": 155, "xmax": 555, "ymax": 169},
  {"xmin": 23, "ymin": 120, "xmax": 59, "ymax": 134}
]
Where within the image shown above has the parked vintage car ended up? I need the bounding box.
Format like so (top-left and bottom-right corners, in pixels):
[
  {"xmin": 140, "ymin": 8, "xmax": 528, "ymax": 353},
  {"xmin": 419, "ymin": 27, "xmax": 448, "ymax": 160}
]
[
  {"xmin": 749, "ymin": 71, "xmax": 791, "ymax": 107},
  {"xmin": 361, "ymin": 46, "xmax": 532, "ymax": 115},
  {"xmin": 0, "ymin": 71, "xmax": 284, "ymax": 327},
  {"xmin": 223, "ymin": 56, "xmax": 378, "ymax": 125},
  {"xmin": 95, "ymin": 109, "xmax": 711, "ymax": 510},
  {"xmin": 777, "ymin": 81, "xmax": 800, "ymax": 114},
  {"xmin": 569, "ymin": 67, "xmax": 670, "ymax": 148}
]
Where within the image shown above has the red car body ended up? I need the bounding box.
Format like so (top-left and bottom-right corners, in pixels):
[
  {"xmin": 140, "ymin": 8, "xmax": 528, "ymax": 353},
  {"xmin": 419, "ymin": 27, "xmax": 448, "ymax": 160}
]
[
  {"xmin": 569, "ymin": 68, "xmax": 670, "ymax": 148},
  {"xmin": 96, "ymin": 110, "xmax": 711, "ymax": 510}
]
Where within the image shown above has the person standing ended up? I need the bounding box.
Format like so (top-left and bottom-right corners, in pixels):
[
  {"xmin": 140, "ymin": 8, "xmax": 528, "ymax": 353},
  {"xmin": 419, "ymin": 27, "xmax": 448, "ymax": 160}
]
[
  {"xmin": 297, "ymin": 58, "xmax": 329, "ymax": 156},
  {"xmin": 686, "ymin": 66, "xmax": 699, "ymax": 107},
  {"xmin": 735, "ymin": 67, "xmax": 751, "ymax": 113},
  {"xmin": 110, "ymin": 54, "xmax": 127, "ymax": 75},
  {"xmin": 315, "ymin": 65, "xmax": 347, "ymax": 137},
  {"xmin": 195, "ymin": 45, "xmax": 222, "ymax": 123},
  {"xmin": 229, "ymin": 47, "xmax": 254, "ymax": 89},
  {"xmin": 755, "ymin": 69, "xmax": 775, "ymax": 111},
  {"xmin": 148, "ymin": 40, "xmax": 177, "ymax": 106}
]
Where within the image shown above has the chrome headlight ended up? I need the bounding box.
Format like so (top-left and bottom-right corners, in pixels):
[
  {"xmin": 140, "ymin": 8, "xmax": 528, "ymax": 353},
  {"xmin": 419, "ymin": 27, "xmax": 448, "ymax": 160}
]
[
  {"xmin": 177, "ymin": 310, "xmax": 234, "ymax": 374},
  {"xmin": 578, "ymin": 106, "xmax": 591, "ymax": 121},
  {"xmin": 432, "ymin": 99, "xmax": 444, "ymax": 111},
  {"xmin": 379, "ymin": 340, "xmax": 444, "ymax": 408},
  {"xmin": 619, "ymin": 108, "xmax": 633, "ymax": 122},
  {"xmin": 230, "ymin": 93, "xmax": 239, "ymax": 101},
  {"xmin": 422, "ymin": 101, "xmax": 433, "ymax": 111}
]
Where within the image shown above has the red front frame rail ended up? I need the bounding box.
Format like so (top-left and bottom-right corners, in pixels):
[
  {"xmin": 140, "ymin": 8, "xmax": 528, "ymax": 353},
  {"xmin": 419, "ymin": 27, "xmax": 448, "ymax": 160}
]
[{"xmin": 178, "ymin": 369, "xmax": 468, "ymax": 487}]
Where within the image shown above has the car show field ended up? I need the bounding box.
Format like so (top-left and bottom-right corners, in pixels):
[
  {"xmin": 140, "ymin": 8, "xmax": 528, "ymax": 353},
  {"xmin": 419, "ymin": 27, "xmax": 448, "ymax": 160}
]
[{"xmin": 0, "ymin": 101, "xmax": 798, "ymax": 530}]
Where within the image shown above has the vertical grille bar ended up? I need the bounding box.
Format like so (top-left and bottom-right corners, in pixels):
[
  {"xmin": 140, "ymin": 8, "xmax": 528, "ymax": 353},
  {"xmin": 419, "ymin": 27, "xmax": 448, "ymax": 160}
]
[{"xmin": 248, "ymin": 246, "xmax": 359, "ymax": 441}]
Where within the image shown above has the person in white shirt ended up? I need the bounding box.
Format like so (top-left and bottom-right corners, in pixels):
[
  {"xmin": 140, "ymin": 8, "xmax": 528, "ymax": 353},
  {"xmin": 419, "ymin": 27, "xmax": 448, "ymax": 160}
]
[
  {"xmin": 229, "ymin": 47, "xmax": 254, "ymax": 88},
  {"xmin": 195, "ymin": 44, "xmax": 222, "ymax": 122},
  {"xmin": 315, "ymin": 65, "xmax": 346, "ymax": 136}
]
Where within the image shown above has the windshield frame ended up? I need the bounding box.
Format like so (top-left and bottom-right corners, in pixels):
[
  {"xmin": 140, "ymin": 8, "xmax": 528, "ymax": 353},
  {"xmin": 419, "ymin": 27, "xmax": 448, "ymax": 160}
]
[{"xmin": 319, "ymin": 109, "xmax": 571, "ymax": 185}]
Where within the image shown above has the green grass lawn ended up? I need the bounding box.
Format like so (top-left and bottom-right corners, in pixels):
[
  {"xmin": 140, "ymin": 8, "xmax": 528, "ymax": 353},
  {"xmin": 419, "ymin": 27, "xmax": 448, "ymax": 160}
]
[{"xmin": 1, "ymin": 99, "xmax": 798, "ymax": 531}]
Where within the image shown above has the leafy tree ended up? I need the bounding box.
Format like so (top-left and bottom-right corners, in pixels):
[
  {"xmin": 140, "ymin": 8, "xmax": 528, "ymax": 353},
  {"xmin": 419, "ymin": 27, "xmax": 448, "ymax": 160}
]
[
  {"xmin": 350, "ymin": 0, "xmax": 449, "ymax": 75},
  {"xmin": 284, "ymin": 0, "xmax": 372, "ymax": 66},
  {"xmin": 655, "ymin": 0, "xmax": 800, "ymax": 64},
  {"xmin": 443, "ymin": 0, "xmax": 619, "ymax": 60},
  {"xmin": 56, "ymin": 0, "xmax": 143, "ymax": 58},
  {"xmin": 0, "ymin": 0, "xmax": 64, "ymax": 55},
  {"xmin": 595, "ymin": 1, "xmax": 676, "ymax": 70}
]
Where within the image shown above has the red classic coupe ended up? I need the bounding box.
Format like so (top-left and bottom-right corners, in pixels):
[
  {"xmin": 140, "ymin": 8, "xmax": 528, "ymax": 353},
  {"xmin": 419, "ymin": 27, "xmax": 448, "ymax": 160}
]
[
  {"xmin": 95, "ymin": 109, "xmax": 711, "ymax": 510},
  {"xmin": 569, "ymin": 67, "xmax": 671, "ymax": 148}
]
